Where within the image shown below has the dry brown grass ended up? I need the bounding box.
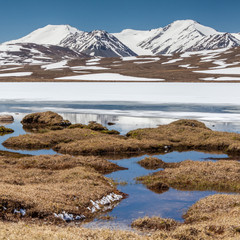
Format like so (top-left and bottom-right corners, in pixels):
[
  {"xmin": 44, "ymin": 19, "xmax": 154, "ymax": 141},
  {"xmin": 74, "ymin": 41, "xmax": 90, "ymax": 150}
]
[
  {"xmin": 131, "ymin": 194, "xmax": 240, "ymax": 240},
  {"xmin": 0, "ymin": 126, "xmax": 14, "ymax": 136},
  {"xmin": 138, "ymin": 160, "xmax": 240, "ymax": 193},
  {"xmin": 21, "ymin": 111, "xmax": 71, "ymax": 127},
  {"xmin": 132, "ymin": 216, "xmax": 179, "ymax": 231},
  {"xmin": 138, "ymin": 157, "xmax": 179, "ymax": 170},
  {"xmin": 5, "ymin": 119, "xmax": 240, "ymax": 157},
  {"xmin": 127, "ymin": 119, "xmax": 240, "ymax": 155},
  {"xmin": 16, "ymin": 154, "xmax": 126, "ymax": 174},
  {"xmin": 0, "ymin": 221, "xmax": 149, "ymax": 240},
  {"xmin": 0, "ymin": 154, "xmax": 122, "ymax": 222},
  {"xmin": 1, "ymin": 46, "xmax": 240, "ymax": 83}
]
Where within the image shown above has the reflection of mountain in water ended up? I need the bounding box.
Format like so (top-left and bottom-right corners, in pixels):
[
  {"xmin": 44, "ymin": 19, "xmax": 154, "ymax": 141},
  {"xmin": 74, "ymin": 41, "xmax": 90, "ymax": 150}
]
[
  {"xmin": 2, "ymin": 101, "xmax": 240, "ymax": 134},
  {"xmin": 62, "ymin": 113, "xmax": 119, "ymax": 126}
]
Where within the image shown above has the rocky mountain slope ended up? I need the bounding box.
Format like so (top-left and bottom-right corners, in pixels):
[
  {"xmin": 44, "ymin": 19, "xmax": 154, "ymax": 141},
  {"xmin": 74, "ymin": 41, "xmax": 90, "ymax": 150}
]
[
  {"xmin": 113, "ymin": 20, "xmax": 240, "ymax": 55},
  {"xmin": 0, "ymin": 42, "xmax": 85, "ymax": 65},
  {"xmin": 1, "ymin": 20, "xmax": 240, "ymax": 61}
]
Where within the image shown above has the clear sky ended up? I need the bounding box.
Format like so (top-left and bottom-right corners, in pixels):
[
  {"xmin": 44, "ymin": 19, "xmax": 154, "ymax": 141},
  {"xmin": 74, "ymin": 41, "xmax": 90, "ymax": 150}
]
[{"xmin": 0, "ymin": 0, "xmax": 240, "ymax": 43}]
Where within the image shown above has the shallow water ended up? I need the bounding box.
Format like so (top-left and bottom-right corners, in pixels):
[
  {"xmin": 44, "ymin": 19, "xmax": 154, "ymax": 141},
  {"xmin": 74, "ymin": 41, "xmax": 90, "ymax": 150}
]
[
  {"xmin": 83, "ymin": 152, "xmax": 228, "ymax": 230},
  {"xmin": 0, "ymin": 102, "xmax": 238, "ymax": 230}
]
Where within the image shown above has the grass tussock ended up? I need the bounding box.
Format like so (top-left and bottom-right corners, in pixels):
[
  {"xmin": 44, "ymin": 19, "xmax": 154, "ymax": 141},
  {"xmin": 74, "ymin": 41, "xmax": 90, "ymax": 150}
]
[
  {"xmin": 68, "ymin": 121, "xmax": 120, "ymax": 135},
  {"xmin": 0, "ymin": 126, "xmax": 14, "ymax": 136},
  {"xmin": 127, "ymin": 119, "xmax": 240, "ymax": 155},
  {"xmin": 0, "ymin": 154, "xmax": 122, "ymax": 222},
  {"xmin": 17, "ymin": 154, "xmax": 126, "ymax": 174},
  {"xmin": 3, "ymin": 127, "xmax": 160, "ymax": 156},
  {"xmin": 21, "ymin": 111, "xmax": 71, "ymax": 127},
  {"xmin": 131, "ymin": 216, "xmax": 179, "ymax": 231},
  {"xmin": 138, "ymin": 160, "xmax": 240, "ymax": 193},
  {"xmin": 5, "ymin": 119, "xmax": 240, "ymax": 157},
  {"xmin": 0, "ymin": 221, "xmax": 148, "ymax": 240},
  {"xmin": 138, "ymin": 157, "xmax": 179, "ymax": 170},
  {"xmin": 131, "ymin": 194, "xmax": 240, "ymax": 240}
]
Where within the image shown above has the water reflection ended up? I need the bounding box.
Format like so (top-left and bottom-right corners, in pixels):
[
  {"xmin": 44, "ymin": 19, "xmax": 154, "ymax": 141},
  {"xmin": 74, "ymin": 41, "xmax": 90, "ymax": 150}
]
[{"xmin": 84, "ymin": 152, "xmax": 228, "ymax": 230}]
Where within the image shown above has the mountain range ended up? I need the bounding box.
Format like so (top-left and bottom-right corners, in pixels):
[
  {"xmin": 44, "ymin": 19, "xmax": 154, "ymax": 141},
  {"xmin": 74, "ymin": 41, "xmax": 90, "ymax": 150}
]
[{"xmin": 1, "ymin": 19, "xmax": 240, "ymax": 61}]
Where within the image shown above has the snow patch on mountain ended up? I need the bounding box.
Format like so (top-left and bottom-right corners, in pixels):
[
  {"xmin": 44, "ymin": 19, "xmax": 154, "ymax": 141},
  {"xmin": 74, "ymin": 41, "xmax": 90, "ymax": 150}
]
[
  {"xmin": 113, "ymin": 29, "xmax": 160, "ymax": 55},
  {"xmin": 138, "ymin": 20, "xmax": 219, "ymax": 55},
  {"xmin": 6, "ymin": 25, "xmax": 81, "ymax": 45}
]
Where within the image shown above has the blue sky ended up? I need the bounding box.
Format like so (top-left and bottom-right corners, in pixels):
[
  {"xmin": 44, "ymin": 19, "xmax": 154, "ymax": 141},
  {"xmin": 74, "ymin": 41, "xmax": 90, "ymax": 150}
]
[{"xmin": 0, "ymin": 0, "xmax": 240, "ymax": 43}]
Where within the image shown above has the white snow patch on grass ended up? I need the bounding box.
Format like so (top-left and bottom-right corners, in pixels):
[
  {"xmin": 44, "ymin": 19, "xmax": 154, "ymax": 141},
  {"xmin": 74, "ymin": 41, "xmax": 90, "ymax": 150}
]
[
  {"xmin": 210, "ymin": 61, "xmax": 240, "ymax": 69},
  {"xmin": 86, "ymin": 58, "xmax": 101, "ymax": 63},
  {"xmin": 162, "ymin": 58, "xmax": 183, "ymax": 64},
  {"xmin": 0, "ymin": 67, "xmax": 23, "ymax": 72},
  {"xmin": 56, "ymin": 73, "xmax": 165, "ymax": 81},
  {"xmin": 134, "ymin": 60, "xmax": 157, "ymax": 64},
  {"xmin": 41, "ymin": 60, "xmax": 68, "ymax": 70},
  {"xmin": 194, "ymin": 67, "xmax": 240, "ymax": 75},
  {"xmin": 86, "ymin": 62, "xmax": 100, "ymax": 66},
  {"xmin": 122, "ymin": 56, "xmax": 160, "ymax": 62},
  {"xmin": 0, "ymin": 72, "xmax": 32, "ymax": 77},
  {"xmin": 70, "ymin": 66, "xmax": 110, "ymax": 71},
  {"xmin": 179, "ymin": 64, "xmax": 198, "ymax": 69},
  {"xmin": 200, "ymin": 77, "xmax": 240, "ymax": 81}
]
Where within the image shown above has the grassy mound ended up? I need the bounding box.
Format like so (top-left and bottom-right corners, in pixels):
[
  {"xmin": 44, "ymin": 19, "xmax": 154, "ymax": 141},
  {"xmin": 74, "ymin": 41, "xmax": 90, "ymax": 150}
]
[
  {"xmin": 21, "ymin": 111, "xmax": 71, "ymax": 127},
  {"xmin": 5, "ymin": 118, "xmax": 240, "ymax": 157},
  {"xmin": 0, "ymin": 126, "xmax": 14, "ymax": 136},
  {"xmin": 138, "ymin": 160, "xmax": 240, "ymax": 192},
  {"xmin": 131, "ymin": 194, "xmax": 240, "ymax": 239},
  {"xmin": 138, "ymin": 157, "xmax": 179, "ymax": 170},
  {"xmin": 0, "ymin": 154, "xmax": 123, "ymax": 223},
  {"xmin": 131, "ymin": 216, "xmax": 179, "ymax": 231}
]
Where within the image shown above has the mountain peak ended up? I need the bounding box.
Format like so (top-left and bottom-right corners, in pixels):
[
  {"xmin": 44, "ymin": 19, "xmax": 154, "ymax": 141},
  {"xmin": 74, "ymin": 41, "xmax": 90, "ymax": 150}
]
[{"xmin": 6, "ymin": 24, "xmax": 81, "ymax": 45}]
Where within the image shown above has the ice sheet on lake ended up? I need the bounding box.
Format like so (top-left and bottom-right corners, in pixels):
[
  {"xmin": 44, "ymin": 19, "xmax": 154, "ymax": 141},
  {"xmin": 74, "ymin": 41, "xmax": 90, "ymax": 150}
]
[{"xmin": 1, "ymin": 82, "xmax": 240, "ymax": 105}]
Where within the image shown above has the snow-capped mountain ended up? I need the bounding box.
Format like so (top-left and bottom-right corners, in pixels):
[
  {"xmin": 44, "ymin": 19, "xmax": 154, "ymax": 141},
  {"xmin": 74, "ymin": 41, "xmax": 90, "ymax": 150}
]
[
  {"xmin": 60, "ymin": 30, "xmax": 137, "ymax": 57},
  {"xmin": 113, "ymin": 28, "xmax": 161, "ymax": 55},
  {"xmin": 0, "ymin": 42, "xmax": 85, "ymax": 65},
  {"xmin": 113, "ymin": 20, "xmax": 240, "ymax": 55},
  {"xmin": 5, "ymin": 25, "xmax": 136, "ymax": 58},
  {"xmin": 2, "ymin": 20, "xmax": 240, "ymax": 60},
  {"xmin": 6, "ymin": 25, "xmax": 81, "ymax": 46},
  {"xmin": 186, "ymin": 33, "xmax": 240, "ymax": 51}
]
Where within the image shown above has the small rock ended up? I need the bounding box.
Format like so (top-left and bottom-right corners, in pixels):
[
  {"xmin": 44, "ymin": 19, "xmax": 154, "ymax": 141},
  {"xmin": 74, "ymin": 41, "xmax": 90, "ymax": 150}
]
[{"xmin": 0, "ymin": 115, "xmax": 14, "ymax": 122}]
